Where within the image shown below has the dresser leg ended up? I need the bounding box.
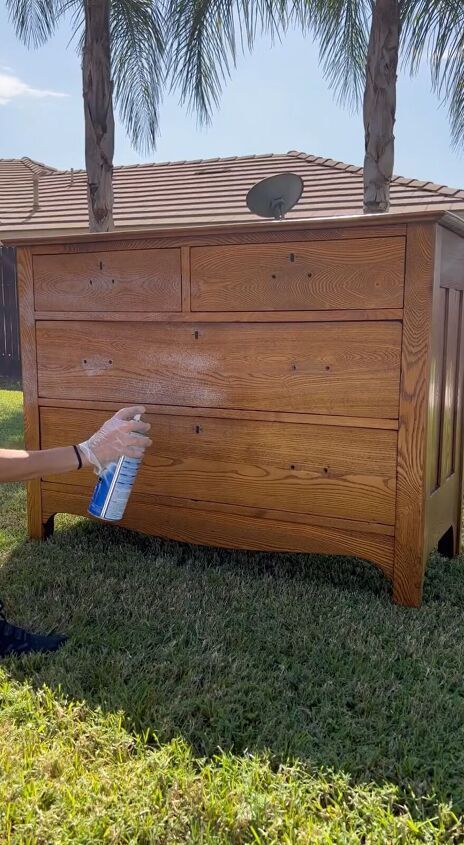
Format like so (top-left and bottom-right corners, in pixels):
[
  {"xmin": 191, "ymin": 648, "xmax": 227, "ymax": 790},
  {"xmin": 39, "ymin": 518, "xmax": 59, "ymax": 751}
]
[
  {"xmin": 392, "ymin": 539, "xmax": 427, "ymax": 608},
  {"xmin": 28, "ymin": 514, "xmax": 55, "ymax": 541},
  {"xmin": 27, "ymin": 480, "xmax": 44, "ymax": 540},
  {"xmin": 27, "ymin": 481, "xmax": 55, "ymax": 540}
]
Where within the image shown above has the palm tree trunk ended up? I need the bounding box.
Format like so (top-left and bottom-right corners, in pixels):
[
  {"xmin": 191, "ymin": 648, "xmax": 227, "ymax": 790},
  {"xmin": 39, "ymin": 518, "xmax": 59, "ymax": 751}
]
[
  {"xmin": 363, "ymin": 0, "xmax": 400, "ymax": 213},
  {"xmin": 83, "ymin": 0, "xmax": 115, "ymax": 232}
]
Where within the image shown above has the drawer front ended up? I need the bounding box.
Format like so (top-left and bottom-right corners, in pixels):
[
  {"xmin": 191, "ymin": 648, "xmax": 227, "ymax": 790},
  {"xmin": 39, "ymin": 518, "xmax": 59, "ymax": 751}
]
[
  {"xmin": 33, "ymin": 248, "xmax": 182, "ymax": 312},
  {"xmin": 36, "ymin": 321, "xmax": 401, "ymax": 418},
  {"xmin": 40, "ymin": 408, "xmax": 397, "ymax": 524},
  {"xmin": 190, "ymin": 237, "xmax": 405, "ymax": 311}
]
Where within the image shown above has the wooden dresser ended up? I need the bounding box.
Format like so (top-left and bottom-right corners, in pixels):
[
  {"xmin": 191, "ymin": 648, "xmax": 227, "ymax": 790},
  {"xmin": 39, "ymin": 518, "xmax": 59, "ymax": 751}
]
[{"xmin": 12, "ymin": 210, "xmax": 464, "ymax": 606}]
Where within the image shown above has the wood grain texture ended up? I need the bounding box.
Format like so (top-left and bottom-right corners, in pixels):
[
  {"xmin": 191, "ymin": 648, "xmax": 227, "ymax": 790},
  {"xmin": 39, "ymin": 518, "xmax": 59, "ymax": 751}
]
[
  {"xmin": 394, "ymin": 223, "xmax": 437, "ymax": 606},
  {"xmin": 440, "ymin": 227, "xmax": 464, "ymax": 289},
  {"xmin": 41, "ymin": 487, "xmax": 395, "ymax": 577},
  {"xmin": 42, "ymin": 481, "xmax": 394, "ymax": 536},
  {"xmin": 439, "ymin": 288, "xmax": 460, "ymax": 483},
  {"xmin": 426, "ymin": 473, "xmax": 461, "ymax": 557},
  {"xmin": 455, "ymin": 291, "xmax": 464, "ymax": 552},
  {"xmin": 15, "ymin": 247, "xmax": 43, "ymax": 538},
  {"xmin": 16, "ymin": 212, "xmax": 464, "ymax": 605},
  {"xmin": 36, "ymin": 320, "xmax": 402, "ymax": 418},
  {"xmin": 33, "ymin": 308, "xmax": 404, "ymax": 323},
  {"xmin": 423, "ymin": 265, "xmax": 464, "ymax": 561},
  {"xmin": 181, "ymin": 246, "xmax": 191, "ymax": 312},
  {"xmin": 40, "ymin": 407, "xmax": 398, "ymax": 524},
  {"xmin": 9, "ymin": 215, "xmax": 412, "ymax": 252},
  {"xmin": 426, "ymin": 286, "xmax": 446, "ymax": 495},
  {"xmin": 33, "ymin": 248, "xmax": 182, "ymax": 312},
  {"xmin": 37, "ymin": 399, "xmax": 399, "ymax": 430},
  {"xmin": 191, "ymin": 237, "xmax": 405, "ymax": 311}
]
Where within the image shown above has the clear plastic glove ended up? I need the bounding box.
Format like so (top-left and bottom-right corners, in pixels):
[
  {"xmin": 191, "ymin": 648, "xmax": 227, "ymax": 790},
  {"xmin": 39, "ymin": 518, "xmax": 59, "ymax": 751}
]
[{"xmin": 78, "ymin": 406, "xmax": 152, "ymax": 475}]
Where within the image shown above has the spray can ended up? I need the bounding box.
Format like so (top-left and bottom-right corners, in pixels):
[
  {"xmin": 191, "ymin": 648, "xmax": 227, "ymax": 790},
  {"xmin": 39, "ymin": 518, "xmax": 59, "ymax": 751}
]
[{"xmin": 88, "ymin": 414, "xmax": 142, "ymax": 522}]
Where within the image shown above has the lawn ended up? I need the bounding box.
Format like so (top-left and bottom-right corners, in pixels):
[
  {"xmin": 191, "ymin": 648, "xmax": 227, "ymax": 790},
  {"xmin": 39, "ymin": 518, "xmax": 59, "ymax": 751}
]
[{"xmin": 1, "ymin": 388, "xmax": 464, "ymax": 843}]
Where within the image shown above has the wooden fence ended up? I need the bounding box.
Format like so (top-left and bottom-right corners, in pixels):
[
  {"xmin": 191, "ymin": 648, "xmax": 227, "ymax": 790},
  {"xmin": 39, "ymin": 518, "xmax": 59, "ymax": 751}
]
[{"xmin": 0, "ymin": 246, "xmax": 21, "ymax": 383}]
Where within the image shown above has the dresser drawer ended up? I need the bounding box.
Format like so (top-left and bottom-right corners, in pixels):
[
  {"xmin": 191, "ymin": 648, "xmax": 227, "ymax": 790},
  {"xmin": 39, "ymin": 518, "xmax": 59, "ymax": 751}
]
[
  {"xmin": 40, "ymin": 408, "xmax": 397, "ymax": 524},
  {"xmin": 37, "ymin": 321, "xmax": 401, "ymax": 418},
  {"xmin": 33, "ymin": 248, "xmax": 182, "ymax": 312},
  {"xmin": 36, "ymin": 320, "xmax": 401, "ymax": 417},
  {"xmin": 191, "ymin": 237, "xmax": 405, "ymax": 311}
]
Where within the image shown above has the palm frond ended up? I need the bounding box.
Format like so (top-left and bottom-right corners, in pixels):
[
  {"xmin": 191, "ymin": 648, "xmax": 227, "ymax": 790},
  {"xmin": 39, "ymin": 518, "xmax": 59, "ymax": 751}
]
[
  {"xmin": 402, "ymin": 0, "xmax": 464, "ymax": 147},
  {"xmin": 110, "ymin": 0, "xmax": 165, "ymax": 152},
  {"xmin": 295, "ymin": 0, "xmax": 370, "ymax": 110},
  {"xmin": 447, "ymin": 64, "xmax": 464, "ymax": 149},
  {"xmin": 166, "ymin": 0, "xmax": 288, "ymax": 124},
  {"xmin": 166, "ymin": 0, "xmax": 238, "ymax": 123},
  {"xmin": 6, "ymin": 0, "xmax": 68, "ymax": 47}
]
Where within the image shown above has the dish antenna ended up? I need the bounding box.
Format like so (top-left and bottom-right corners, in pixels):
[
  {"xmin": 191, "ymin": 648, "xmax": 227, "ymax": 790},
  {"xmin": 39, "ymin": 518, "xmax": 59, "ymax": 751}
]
[{"xmin": 246, "ymin": 173, "xmax": 304, "ymax": 220}]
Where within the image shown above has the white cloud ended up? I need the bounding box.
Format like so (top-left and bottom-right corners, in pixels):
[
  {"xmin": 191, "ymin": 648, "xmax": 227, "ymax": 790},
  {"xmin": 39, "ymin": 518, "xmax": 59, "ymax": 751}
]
[{"xmin": 0, "ymin": 71, "xmax": 67, "ymax": 106}]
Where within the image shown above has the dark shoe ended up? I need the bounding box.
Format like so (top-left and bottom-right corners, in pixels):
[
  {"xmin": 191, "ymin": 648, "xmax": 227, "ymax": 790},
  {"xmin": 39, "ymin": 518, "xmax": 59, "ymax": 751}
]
[{"xmin": 0, "ymin": 601, "xmax": 67, "ymax": 657}]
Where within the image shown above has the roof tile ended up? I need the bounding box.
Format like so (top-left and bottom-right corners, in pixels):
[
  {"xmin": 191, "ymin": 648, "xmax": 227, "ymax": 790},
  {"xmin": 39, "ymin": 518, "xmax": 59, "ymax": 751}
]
[{"xmin": 1, "ymin": 150, "xmax": 463, "ymax": 236}]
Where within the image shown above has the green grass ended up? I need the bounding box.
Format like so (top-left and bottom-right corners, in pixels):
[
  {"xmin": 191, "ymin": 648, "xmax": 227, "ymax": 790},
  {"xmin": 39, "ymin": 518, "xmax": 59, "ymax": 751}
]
[{"xmin": 1, "ymin": 388, "xmax": 464, "ymax": 842}]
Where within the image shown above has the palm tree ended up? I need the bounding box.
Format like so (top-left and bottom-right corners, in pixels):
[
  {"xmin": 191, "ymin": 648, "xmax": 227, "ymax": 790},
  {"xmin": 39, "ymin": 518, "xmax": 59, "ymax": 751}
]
[
  {"xmin": 363, "ymin": 0, "xmax": 400, "ymax": 212},
  {"xmin": 7, "ymin": 0, "xmax": 164, "ymax": 231},
  {"xmin": 168, "ymin": 0, "xmax": 463, "ymax": 214},
  {"xmin": 300, "ymin": 0, "xmax": 463, "ymax": 212},
  {"xmin": 8, "ymin": 0, "xmax": 463, "ymax": 226},
  {"xmin": 297, "ymin": 0, "xmax": 399, "ymax": 213},
  {"xmin": 167, "ymin": 0, "xmax": 400, "ymax": 212}
]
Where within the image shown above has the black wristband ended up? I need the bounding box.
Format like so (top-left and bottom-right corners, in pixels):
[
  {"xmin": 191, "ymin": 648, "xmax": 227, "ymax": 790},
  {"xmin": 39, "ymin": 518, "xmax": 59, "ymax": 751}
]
[{"xmin": 72, "ymin": 445, "xmax": 83, "ymax": 470}]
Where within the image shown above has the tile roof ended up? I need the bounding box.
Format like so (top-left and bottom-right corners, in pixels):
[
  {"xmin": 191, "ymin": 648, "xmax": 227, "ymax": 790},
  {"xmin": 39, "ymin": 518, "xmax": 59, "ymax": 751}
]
[{"xmin": 1, "ymin": 151, "xmax": 463, "ymax": 237}]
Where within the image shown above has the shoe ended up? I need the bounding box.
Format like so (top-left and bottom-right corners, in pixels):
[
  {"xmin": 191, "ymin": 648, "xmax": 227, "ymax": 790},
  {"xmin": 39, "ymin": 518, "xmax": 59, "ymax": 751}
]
[{"xmin": 0, "ymin": 600, "xmax": 67, "ymax": 657}]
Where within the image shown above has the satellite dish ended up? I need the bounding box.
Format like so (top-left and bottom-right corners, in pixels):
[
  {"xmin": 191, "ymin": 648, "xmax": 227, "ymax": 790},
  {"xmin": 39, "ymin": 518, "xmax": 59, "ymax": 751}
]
[{"xmin": 246, "ymin": 173, "xmax": 304, "ymax": 220}]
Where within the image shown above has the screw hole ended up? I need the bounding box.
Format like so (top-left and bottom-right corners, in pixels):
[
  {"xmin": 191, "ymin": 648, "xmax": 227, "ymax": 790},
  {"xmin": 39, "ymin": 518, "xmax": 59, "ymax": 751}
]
[
  {"xmin": 289, "ymin": 253, "xmax": 295, "ymax": 262},
  {"xmin": 89, "ymin": 280, "xmax": 93, "ymax": 286},
  {"xmin": 83, "ymin": 359, "xmax": 87, "ymax": 364},
  {"xmin": 323, "ymin": 466, "xmax": 329, "ymax": 474},
  {"xmin": 109, "ymin": 360, "xmax": 112, "ymax": 364},
  {"xmin": 111, "ymin": 279, "xmax": 115, "ymax": 285},
  {"xmin": 290, "ymin": 464, "xmax": 295, "ymax": 470},
  {"xmin": 271, "ymin": 274, "xmax": 276, "ymax": 280},
  {"xmin": 307, "ymin": 273, "xmax": 312, "ymax": 278},
  {"xmin": 292, "ymin": 363, "xmax": 297, "ymax": 371},
  {"xmin": 194, "ymin": 330, "xmax": 199, "ymax": 339},
  {"xmin": 325, "ymin": 365, "xmax": 331, "ymax": 371}
]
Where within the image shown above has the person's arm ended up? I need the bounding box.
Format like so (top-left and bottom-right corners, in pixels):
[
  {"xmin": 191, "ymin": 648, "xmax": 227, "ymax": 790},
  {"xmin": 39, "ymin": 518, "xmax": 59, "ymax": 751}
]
[
  {"xmin": 0, "ymin": 406, "xmax": 152, "ymax": 484},
  {"xmin": 0, "ymin": 445, "xmax": 90, "ymax": 483}
]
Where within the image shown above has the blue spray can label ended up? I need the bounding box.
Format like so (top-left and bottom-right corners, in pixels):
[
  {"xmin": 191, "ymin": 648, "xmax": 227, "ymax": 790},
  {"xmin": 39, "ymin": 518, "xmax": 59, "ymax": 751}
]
[
  {"xmin": 88, "ymin": 413, "xmax": 142, "ymax": 522},
  {"xmin": 88, "ymin": 455, "xmax": 141, "ymax": 521}
]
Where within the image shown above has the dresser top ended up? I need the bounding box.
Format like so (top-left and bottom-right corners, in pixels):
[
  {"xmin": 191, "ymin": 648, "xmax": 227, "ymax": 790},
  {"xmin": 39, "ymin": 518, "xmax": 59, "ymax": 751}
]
[{"xmin": 4, "ymin": 208, "xmax": 464, "ymax": 250}]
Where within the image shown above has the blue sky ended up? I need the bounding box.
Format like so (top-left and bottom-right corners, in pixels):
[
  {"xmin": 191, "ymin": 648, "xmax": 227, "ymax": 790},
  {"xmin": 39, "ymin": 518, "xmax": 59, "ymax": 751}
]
[{"xmin": 0, "ymin": 3, "xmax": 462, "ymax": 188}]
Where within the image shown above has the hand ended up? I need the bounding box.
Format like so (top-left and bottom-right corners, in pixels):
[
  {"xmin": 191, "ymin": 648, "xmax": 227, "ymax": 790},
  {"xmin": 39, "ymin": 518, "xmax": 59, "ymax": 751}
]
[{"xmin": 78, "ymin": 406, "xmax": 152, "ymax": 473}]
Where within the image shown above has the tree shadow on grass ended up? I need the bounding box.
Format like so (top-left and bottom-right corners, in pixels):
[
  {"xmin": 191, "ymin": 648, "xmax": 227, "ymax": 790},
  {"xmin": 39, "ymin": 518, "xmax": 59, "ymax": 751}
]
[{"xmin": 1, "ymin": 515, "xmax": 464, "ymax": 815}]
